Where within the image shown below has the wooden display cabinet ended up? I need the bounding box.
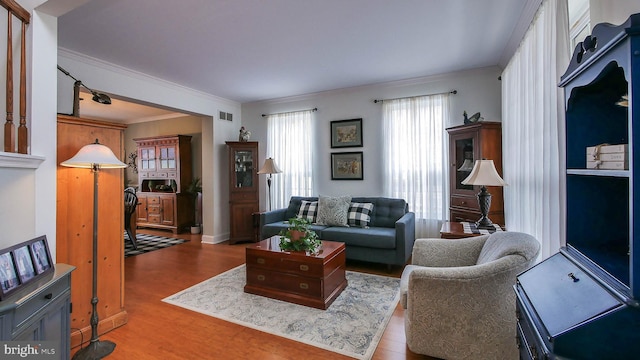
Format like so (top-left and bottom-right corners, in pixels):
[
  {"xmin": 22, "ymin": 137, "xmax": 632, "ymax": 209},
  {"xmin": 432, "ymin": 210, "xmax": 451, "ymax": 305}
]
[
  {"xmin": 226, "ymin": 141, "xmax": 259, "ymax": 244},
  {"xmin": 134, "ymin": 135, "xmax": 193, "ymax": 233},
  {"xmin": 446, "ymin": 122, "xmax": 504, "ymax": 226}
]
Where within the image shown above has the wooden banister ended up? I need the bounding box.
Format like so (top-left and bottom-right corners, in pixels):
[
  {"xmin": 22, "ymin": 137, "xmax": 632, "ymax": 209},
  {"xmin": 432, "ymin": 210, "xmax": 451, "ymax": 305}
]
[{"xmin": 1, "ymin": 0, "xmax": 30, "ymax": 153}]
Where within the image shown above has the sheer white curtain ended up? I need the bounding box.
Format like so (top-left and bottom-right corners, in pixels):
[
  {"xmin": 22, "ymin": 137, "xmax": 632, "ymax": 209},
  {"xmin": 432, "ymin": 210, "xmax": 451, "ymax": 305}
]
[
  {"xmin": 265, "ymin": 110, "xmax": 314, "ymax": 209},
  {"xmin": 382, "ymin": 94, "xmax": 450, "ymax": 238},
  {"xmin": 502, "ymin": 0, "xmax": 570, "ymax": 259}
]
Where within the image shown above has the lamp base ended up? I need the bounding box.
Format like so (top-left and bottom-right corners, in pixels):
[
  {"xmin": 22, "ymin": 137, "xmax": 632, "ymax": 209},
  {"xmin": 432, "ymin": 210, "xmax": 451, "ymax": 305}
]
[
  {"xmin": 72, "ymin": 340, "xmax": 116, "ymax": 360},
  {"xmin": 475, "ymin": 216, "xmax": 495, "ymax": 230}
]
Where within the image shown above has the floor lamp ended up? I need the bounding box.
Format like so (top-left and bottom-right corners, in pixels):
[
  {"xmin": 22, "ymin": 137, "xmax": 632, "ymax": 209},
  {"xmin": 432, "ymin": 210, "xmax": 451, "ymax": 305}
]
[
  {"xmin": 61, "ymin": 139, "xmax": 127, "ymax": 360},
  {"xmin": 461, "ymin": 159, "xmax": 506, "ymax": 229},
  {"xmin": 257, "ymin": 157, "xmax": 282, "ymax": 211}
]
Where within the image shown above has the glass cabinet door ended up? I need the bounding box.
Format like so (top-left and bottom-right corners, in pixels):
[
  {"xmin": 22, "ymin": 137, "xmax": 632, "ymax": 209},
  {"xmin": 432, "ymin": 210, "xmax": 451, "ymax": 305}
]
[
  {"xmin": 158, "ymin": 146, "xmax": 177, "ymax": 170},
  {"xmin": 234, "ymin": 150, "xmax": 254, "ymax": 188},
  {"xmin": 454, "ymin": 137, "xmax": 474, "ymax": 191}
]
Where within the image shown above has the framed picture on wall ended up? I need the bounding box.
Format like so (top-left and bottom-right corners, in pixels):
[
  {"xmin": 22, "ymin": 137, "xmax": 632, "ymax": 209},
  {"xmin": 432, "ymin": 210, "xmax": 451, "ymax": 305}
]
[
  {"xmin": 330, "ymin": 119, "xmax": 363, "ymax": 148},
  {"xmin": 331, "ymin": 152, "xmax": 364, "ymax": 180}
]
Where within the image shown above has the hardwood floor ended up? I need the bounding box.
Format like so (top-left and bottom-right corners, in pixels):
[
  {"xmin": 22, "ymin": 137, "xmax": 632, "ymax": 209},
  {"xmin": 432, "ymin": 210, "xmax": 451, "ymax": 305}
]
[{"xmin": 77, "ymin": 229, "xmax": 435, "ymax": 359}]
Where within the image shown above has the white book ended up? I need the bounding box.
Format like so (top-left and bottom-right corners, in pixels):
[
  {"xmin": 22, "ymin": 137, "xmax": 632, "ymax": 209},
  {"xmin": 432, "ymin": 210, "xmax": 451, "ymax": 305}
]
[
  {"xmin": 586, "ymin": 160, "xmax": 628, "ymax": 170},
  {"xmin": 586, "ymin": 144, "xmax": 628, "ymax": 155}
]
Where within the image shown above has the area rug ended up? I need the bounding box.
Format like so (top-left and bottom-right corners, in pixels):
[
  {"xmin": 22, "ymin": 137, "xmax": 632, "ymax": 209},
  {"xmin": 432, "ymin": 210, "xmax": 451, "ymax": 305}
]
[
  {"xmin": 162, "ymin": 265, "xmax": 400, "ymax": 360},
  {"xmin": 124, "ymin": 232, "xmax": 187, "ymax": 258}
]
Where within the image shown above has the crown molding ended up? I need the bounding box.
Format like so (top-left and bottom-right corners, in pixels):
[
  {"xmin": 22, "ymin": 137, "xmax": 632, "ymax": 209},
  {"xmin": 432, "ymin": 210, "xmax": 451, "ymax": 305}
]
[{"xmin": 58, "ymin": 47, "xmax": 240, "ymax": 108}]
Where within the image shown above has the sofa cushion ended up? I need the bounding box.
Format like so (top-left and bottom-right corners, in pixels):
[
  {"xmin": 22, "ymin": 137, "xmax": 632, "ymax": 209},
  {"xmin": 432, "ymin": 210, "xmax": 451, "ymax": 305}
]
[
  {"xmin": 315, "ymin": 195, "xmax": 351, "ymax": 226},
  {"xmin": 347, "ymin": 202, "xmax": 374, "ymax": 228},
  {"xmin": 284, "ymin": 197, "xmax": 319, "ymax": 220},
  {"xmin": 321, "ymin": 226, "xmax": 396, "ymax": 249},
  {"xmin": 297, "ymin": 200, "xmax": 318, "ymax": 222},
  {"xmin": 352, "ymin": 197, "xmax": 407, "ymax": 228}
]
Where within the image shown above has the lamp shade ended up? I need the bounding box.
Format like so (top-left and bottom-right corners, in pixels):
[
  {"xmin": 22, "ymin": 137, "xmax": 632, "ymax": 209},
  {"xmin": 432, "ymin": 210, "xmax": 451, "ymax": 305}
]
[
  {"xmin": 257, "ymin": 157, "xmax": 282, "ymax": 175},
  {"xmin": 461, "ymin": 160, "xmax": 506, "ymax": 186},
  {"xmin": 60, "ymin": 139, "xmax": 127, "ymax": 169}
]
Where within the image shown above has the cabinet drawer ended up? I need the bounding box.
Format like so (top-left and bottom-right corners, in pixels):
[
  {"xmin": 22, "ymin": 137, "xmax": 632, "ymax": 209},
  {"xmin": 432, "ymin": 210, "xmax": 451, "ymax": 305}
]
[
  {"xmin": 147, "ymin": 205, "xmax": 161, "ymax": 215},
  {"xmin": 148, "ymin": 214, "xmax": 161, "ymax": 224},
  {"xmin": 246, "ymin": 254, "xmax": 323, "ymax": 277},
  {"xmin": 148, "ymin": 196, "xmax": 160, "ymax": 204},
  {"xmin": 450, "ymin": 209, "xmax": 479, "ymax": 223},
  {"xmin": 246, "ymin": 267, "xmax": 322, "ymax": 297},
  {"xmin": 450, "ymin": 196, "xmax": 479, "ymax": 210},
  {"xmin": 14, "ymin": 276, "xmax": 70, "ymax": 328},
  {"xmin": 167, "ymin": 172, "xmax": 177, "ymax": 179}
]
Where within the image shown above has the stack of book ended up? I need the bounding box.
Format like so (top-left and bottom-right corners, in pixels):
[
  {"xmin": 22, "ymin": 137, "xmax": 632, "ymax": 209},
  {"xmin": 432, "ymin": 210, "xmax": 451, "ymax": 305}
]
[{"xmin": 586, "ymin": 144, "xmax": 628, "ymax": 170}]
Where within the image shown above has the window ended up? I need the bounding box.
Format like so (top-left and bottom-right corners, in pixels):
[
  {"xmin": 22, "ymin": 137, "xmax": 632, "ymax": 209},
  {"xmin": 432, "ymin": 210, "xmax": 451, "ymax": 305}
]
[
  {"xmin": 382, "ymin": 94, "xmax": 450, "ymax": 238},
  {"xmin": 264, "ymin": 110, "xmax": 314, "ymax": 209}
]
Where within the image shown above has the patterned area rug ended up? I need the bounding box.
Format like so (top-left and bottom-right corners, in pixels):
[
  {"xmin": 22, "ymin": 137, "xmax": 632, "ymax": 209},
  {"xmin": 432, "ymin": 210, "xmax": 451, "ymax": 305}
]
[
  {"xmin": 124, "ymin": 232, "xmax": 187, "ymax": 257},
  {"xmin": 162, "ymin": 265, "xmax": 400, "ymax": 360}
]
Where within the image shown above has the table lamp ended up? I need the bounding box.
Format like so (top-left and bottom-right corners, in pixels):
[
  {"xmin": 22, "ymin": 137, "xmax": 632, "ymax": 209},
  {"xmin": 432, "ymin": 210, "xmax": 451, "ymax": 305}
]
[
  {"xmin": 61, "ymin": 139, "xmax": 127, "ymax": 360},
  {"xmin": 257, "ymin": 157, "xmax": 282, "ymax": 211},
  {"xmin": 461, "ymin": 159, "xmax": 506, "ymax": 229}
]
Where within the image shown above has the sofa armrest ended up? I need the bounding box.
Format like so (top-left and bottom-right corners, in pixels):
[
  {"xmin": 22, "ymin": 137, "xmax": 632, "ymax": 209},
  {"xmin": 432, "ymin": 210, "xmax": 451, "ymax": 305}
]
[
  {"xmin": 394, "ymin": 212, "xmax": 416, "ymax": 265},
  {"xmin": 259, "ymin": 208, "xmax": 287, "ymax": 230},
  {"xmin": 411, "ymin": 235, "xmax": 489, "ymax": 267}
]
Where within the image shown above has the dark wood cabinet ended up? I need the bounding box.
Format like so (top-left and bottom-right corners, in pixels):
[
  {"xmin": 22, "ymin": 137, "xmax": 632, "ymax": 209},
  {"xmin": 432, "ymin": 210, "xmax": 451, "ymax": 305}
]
[
  {"xmin": 515, "ymin": 14, "xmax": 640, "ymax": 359},
  {"xmin": 446, "ymin": 122, "xmax": 504, "ymax": 225},
  {"xmin": 226, "ymin": 141, "xmax": 259, "ymax": 244},
  {"xmin": 135, "ymin": 135, "xmax": 193, "ymax": 233}
]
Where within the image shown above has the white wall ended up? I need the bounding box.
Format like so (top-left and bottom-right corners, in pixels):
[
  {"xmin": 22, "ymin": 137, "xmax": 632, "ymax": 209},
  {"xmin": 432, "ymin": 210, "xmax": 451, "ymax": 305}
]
[
  {"xmin": 56, "ymin": 51, "xmax": 241, "ymax": 243},
  {"xmin": 590, "ymin": 0, "xmax": 640, "ymax": 27},
  {"xmin": 0, "ymin": 2, "xmax": 57, "ymax": 255},
  {"xmin": 242, "ymin": 66, "xmax": 502, "ymax": 208}
]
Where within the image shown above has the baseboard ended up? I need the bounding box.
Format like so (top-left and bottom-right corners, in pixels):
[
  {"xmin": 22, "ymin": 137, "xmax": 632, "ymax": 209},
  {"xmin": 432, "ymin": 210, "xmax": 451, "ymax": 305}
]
[
  {"xmin": 202, "ymin": 233, "xmax": 228, "ymax": 244},
  {"xmin": 70, "ymin": 310, "xmax": 128, "ymax": 349}
]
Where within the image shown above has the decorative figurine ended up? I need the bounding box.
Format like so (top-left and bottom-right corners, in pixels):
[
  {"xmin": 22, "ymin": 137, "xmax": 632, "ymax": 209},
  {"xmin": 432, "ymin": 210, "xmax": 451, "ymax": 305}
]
[
  {"xmin": 239, "ymin": 126, "xmax": 251, "ymax": 142},
  {"xmin": 463, "ymin": 111, "xmax": 470, "ymax": 124}
]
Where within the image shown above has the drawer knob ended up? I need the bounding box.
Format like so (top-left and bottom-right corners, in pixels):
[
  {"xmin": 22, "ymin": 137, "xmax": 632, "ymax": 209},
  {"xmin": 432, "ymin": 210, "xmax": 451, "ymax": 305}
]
[
  {"xmin": 299, "ymin": 264, "xmax": 309, "ymax": 271},
  {"xmin": 568, "ymin": 272, "xmax": 580, "ymax": 282},
  {"xmin": 257, "ymin": 275, "xmax": 265, "ymax": 281},
  {"xmin": 44, "ymin": 293, "xmax": 53, "ymax": 300},
  {"xmin": 299, "ymin": 283, "xmax": 309, "ymax": 290},
  {"xmin": 257, "ymin": 258, "xmax": 265, "ymax": 264}
]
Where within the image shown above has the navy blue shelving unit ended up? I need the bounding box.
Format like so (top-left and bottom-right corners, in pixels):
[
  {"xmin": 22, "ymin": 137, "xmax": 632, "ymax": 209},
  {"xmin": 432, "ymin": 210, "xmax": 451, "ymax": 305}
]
[{"xmin": 515, "ymin": 13, "xmax": 640, "ymax": 359}]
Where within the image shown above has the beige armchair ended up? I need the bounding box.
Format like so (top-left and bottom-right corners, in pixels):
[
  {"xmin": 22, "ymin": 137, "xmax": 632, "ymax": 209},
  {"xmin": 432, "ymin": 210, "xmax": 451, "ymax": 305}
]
[{"xmin": 400, "ymin": 232, "xmax": 540, "ymax": 360}]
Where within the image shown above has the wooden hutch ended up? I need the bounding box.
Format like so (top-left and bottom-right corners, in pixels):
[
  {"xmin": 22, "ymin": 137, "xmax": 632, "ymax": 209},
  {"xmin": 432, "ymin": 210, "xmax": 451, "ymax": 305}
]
[
  {"xmin": 134, "ymin": 135, "xmax": 194, "ymax": 233},
  {"xmin": 446, "ymin": 122, "xmax": 504, "ymax": 226},
  {"xmin": 226, "ymin": 141, "xmax": 259, "ymax": 244}
]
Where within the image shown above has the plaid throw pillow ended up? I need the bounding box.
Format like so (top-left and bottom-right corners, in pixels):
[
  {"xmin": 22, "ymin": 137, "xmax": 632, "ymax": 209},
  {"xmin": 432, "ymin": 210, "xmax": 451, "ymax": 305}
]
[
  {"xmin": 348, "ymin": 202, "xmax": 374, "ymax": 228},
  {"xmin": 297, "ymin": 200, "xmax": 318, "ymax": 222}
]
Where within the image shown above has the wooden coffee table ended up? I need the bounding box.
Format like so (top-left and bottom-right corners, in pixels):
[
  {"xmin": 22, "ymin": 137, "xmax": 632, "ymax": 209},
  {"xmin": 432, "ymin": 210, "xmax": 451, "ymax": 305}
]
[{"xmin": 244, "ymin": 237, "xmax": 347, "ymax": 310}]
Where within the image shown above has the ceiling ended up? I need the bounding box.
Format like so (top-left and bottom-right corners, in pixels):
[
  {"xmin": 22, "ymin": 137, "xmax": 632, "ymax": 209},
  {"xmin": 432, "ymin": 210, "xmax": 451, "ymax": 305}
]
[{"xmin": 57, "ymin": 0, "xmax": 532, "ymax": 117}]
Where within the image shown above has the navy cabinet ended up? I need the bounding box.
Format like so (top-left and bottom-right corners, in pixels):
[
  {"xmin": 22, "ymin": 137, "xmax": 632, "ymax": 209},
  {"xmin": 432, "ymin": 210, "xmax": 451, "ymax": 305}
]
[{"xmin": 515, "ymin": 13, "xmax": 640, "ymax": 359}]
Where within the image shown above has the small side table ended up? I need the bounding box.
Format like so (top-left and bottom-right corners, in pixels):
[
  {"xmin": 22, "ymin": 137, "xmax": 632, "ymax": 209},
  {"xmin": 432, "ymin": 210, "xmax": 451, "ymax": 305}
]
[{"xmin": 440, "ymin": 222, "xmax": 482, "ymax": 239}]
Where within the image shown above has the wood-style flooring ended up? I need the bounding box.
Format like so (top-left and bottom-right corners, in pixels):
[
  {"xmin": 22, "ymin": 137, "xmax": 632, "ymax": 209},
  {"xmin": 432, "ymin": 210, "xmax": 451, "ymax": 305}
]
[{"xmin": 80, "ymin": 229, "xmax": 436, "ymax": 359}]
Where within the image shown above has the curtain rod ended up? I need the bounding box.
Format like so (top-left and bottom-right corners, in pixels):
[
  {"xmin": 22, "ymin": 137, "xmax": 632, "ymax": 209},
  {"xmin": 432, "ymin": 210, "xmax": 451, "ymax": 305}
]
[
  {"xmin": 262, "ymin": 107, "xmax": 318, "ymax": 117},
  {"xmin": 373, "ymin": 90, "xmax": 457, "ymax": 103}
]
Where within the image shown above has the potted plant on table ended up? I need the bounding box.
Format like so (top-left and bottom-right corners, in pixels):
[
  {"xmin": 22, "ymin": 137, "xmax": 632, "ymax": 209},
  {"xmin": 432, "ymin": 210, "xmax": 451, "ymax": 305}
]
[{"xmin": 279, "ymin": 217, "xmax": 321, "ymax": 253}]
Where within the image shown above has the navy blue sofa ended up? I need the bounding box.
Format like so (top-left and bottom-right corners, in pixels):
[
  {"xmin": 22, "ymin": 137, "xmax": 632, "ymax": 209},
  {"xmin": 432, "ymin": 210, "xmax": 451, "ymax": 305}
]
[{"xmin": 259, "ymin": 196, "xmax": 416, "ymax": 268}]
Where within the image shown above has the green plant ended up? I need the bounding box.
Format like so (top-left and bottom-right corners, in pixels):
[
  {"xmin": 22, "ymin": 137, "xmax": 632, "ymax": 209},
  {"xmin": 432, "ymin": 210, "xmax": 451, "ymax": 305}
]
[
  {"xmin": 279, "ymin": 217, "xmax": 321, "ymax": 253},
  {"xmin": 185, "ymin": 178, "xmax": 202, "ymax": 225}
]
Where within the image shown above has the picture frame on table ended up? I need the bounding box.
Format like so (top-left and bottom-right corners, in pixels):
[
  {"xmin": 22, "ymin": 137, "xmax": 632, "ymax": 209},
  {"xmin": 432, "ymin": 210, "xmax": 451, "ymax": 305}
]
[
  {"xmin": 0, "ymin": 250, "xmax": 20, "ymax": 299},
  {"xmin": 331, "ymin": 152, "xmax": 364, "ymax": 180},
  {"xmin": 0, "ymin": 236, "xmax": 54, "ymax": 300},
  {"xmin": 13, "ymin": 245, "xmax": 36, "ymax": 283},
  {"xmin": 30, "ymin": 236, "xmax": 52, "ymax": 275},
  {"xmin": 330, "ymin": 119, "xmax": 363, "ymax": 148}
]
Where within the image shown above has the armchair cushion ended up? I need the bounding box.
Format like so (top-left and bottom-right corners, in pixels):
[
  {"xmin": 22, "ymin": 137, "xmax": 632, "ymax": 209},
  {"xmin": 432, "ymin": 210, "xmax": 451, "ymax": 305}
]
[{"xmin": 477, "ymin": 231, "xmax": 539, "ymax": 265}]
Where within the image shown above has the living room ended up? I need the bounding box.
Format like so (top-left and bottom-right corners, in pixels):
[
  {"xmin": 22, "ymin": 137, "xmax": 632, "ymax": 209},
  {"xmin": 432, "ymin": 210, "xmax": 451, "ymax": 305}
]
[{"xmin": 1, "ymin": 0, "xmax": 640, "ymax": 359}]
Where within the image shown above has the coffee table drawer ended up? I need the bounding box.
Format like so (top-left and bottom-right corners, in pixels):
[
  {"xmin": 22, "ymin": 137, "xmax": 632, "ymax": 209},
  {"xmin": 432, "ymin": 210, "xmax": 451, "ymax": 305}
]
[
  {"xmin": 246, "ymin": 253, "xmax": 323, "ymax": 277},
  {"xmin": 246, "ymin": 267, "xmax": 322, "ymax": 297}
]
